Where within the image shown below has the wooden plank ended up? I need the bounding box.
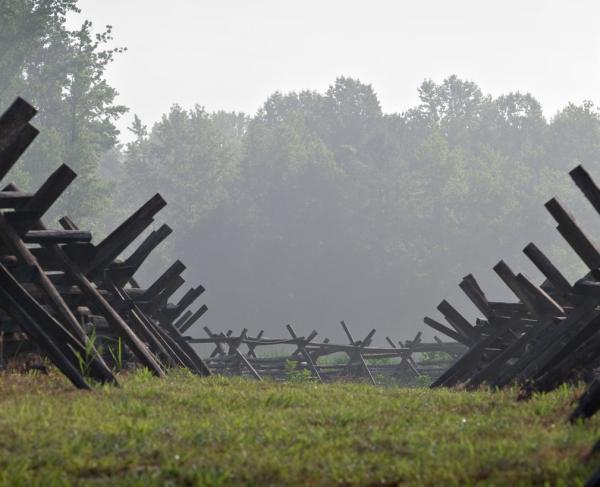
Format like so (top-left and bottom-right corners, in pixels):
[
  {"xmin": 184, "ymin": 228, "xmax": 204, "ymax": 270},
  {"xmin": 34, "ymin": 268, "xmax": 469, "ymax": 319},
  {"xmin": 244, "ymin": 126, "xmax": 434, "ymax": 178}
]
[
  {"xmin": 570, "ymin": 165, "xmax": 600, "ymax": 215},
  {"xmin": 515, "ymin": 273, "xmax": 565, "ymax": 317},
  {"xmin": 459, "ymin": 274, "xmax": 493, "ymax": 319},
  {"xmin": 21, "ymin": 164, "xmax": 76, "ymax": 221},
  {"xmin": 178, "ymin": 304, "xmax": 207, "ymax": 334},
  {"xmin": 0, "ymin": 97, "xmax": 37, "ymax": 141},
  {"xmin": 523, "ymin": 243, "xmax": 574, "ymax": 297},
  {"xmin": 234, "ymin": 349, "xmax": 262, "ymax": 380},
  {"xmin": 493, "ymin": 261, "xmax": 541, "ymax": 317},
  {"xmin": 0, "ymin": 124, "xmax": 39, "ymax": 182},
  {"xmin": 85, "ymin": 194, "xmax": 166, "ymax": 275},
  {"xmin": 141, "ymin": 260, "xmax": 186, "ymax": 301},
  {"xmin": 122, "ymin": 224, "xmax": 172, "ymax": 278},
  {"xmin": 173, "ymin": 310, "xmax": 192, "ymax": 329},
  {"xmin": 545, "ymin": 198, "xmax": 600, "ymax": 270},
  {"xmin": 437, "ymin": 300, "xmax": 479, "ymax": 343},
  {"xmin": 22, "ymin": 229, "xmax": 92, "ymax": 244},
  {"xmin": 0, "ymin": 191, "xmax": 33, "ymax": 209},
  {"xmin": 423, "ymin": 316, "xmax": 466, "ymax": 344}
]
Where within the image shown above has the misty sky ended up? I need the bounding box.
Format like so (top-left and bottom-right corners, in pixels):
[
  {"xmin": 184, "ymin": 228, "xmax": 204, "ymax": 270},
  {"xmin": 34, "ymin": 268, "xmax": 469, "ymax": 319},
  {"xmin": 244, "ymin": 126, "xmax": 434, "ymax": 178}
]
[{"xmin": 68, "ymin": 1, "xmax": 600, "ymax": 140}]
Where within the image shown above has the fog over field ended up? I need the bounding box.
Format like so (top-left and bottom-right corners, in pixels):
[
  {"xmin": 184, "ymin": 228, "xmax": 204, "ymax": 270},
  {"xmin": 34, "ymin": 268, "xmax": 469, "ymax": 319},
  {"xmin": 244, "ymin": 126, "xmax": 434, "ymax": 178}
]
[{"xmin": 4, "ymin": 0, "xmax": 600, "ymax": 344}]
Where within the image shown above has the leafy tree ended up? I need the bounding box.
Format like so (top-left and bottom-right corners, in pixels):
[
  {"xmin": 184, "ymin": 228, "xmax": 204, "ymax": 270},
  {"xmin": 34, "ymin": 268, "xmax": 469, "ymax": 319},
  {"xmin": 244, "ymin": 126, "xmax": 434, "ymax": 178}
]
[{"xmin": 0, "ymin": 1, "xmax": 127, "ymax": 229}]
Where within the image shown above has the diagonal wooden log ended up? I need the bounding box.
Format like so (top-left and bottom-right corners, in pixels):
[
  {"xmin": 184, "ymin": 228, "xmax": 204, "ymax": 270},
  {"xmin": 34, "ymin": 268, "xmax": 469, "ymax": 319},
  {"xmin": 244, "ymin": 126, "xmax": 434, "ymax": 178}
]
[
  {"xmin": 0, "ymin": 97, "xmax": 37, "ymax": 142},
  {"xmin": 570, "ymin": 165, "xmax": 600, "ymax": 215},
  {"xmin": 84, "ymin": 194, "xmax": 167, "ymax": 276},
  {"xmin": 459, "ymin": 274, "xmax": 494, "ymax": 320},
  {"xmin": 287, "ymin": 324, "xmax": 322, "ymax": 382},
  {"xmin": 174, "ymin": 310, "xmax": 193, "ymax": 329},
  {"xmin": 545, "ymin": 198, "xmax": 600, "ymax": 270},
  {"xmin": 0, "ymin": 98, "xmax": 39, "ymax": 182},
  {"xmin": 141, "ymin": 260, "xmax": 186, "ymax": 301},
  {"xmin": 114, "ymin": 224, "xmax": 173, "ymax": 285},
  {"xmin": 493, "ymin": 261, "xmax": 543, "ymax": 317},
  {"xmin": 21, "ymin": 164, "xmax": 77, "ymax": 222},
  {"xmin": 437, "ymin": 300, "xmax": 479, "ymax": 344},
  {"xmin": 423, "ymin": 316, "xmax": 466, "ymax": 344},
  {"xmin": 160, "ymin": 285, "xmax": 205, "ymax": 323},
  {"xmin": 147, "ymin": 275, "xmax": 185, "ymax": 316},
  {"xmin": 523, "ymin": 243, "xmax": 574, "ymax": 298},
  {"xmin": 234, "ymin": 348, "xmax": 262, "ymax": 381},
  {"xmin": 178, "ymin": 304, "xmax": 207, "ymax": 334}
]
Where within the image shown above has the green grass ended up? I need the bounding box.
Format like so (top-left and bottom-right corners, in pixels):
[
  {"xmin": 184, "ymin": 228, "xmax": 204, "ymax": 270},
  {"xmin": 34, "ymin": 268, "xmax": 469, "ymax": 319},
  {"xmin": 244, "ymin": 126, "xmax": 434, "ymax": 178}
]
[{"xmin": 0, "ymin": 370, "xmax": 599, "ymax": 486}]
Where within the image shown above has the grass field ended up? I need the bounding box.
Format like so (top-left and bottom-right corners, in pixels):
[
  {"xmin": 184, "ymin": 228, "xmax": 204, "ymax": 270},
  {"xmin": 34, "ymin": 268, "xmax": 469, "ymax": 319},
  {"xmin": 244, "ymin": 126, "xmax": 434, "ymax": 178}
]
[{"xmin": 0, "ymin": 370, "xmax": 599, "ymax": 486}]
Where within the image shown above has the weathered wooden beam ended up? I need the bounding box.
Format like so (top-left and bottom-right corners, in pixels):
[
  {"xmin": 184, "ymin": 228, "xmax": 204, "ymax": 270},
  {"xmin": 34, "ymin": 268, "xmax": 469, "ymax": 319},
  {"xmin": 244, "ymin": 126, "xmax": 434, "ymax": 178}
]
[
  {"xmin": 21, "ymin": 164, "xmax": 76, "ymax": 221},
  {"xmin": 459, "ymin": 274, "xmax": 493, "ymax": 319},
  {"xmin": 515, "ymin": 273, "xmax": 565, "ymax": 317},
  {"xmin": 173, "ymin": 310, "xmax": 192, "ymax": 329},
  {"xmin": 423, "ymin": 316, "xmax": 466, "ymax": 344},
  {"xmin": 234, "ymin": 349, "xmax": 262, "ymax": 381},
  {"xmin": 0, "ymin": 98, "xmax": 38, "ymax": 181},
  {"xmin": 0, "ymin": 97, "xmax": 37, "ymax": 141},
  {"xmin": 0, "ymin": 124, "xmax": 39, "ymax": 182},
  {"xmin": 147, "ymin": 275, "xmax": 185, "ymax": 315},
  {"xmin": 437, "ymin": 300, "xmax": 479, "ymax": 344},
  {"xmin": 178, "ymin": 304, "xmax": 208, "ymax": 334},
  {"xmin": 523, "ymin": 243, "xmax": 573, "ymax": 297},
  {"xmin": 22, "ymin": 229, "xmax": 92, "ymax": 244},
  {"xmin": 570, "ymin": 165, "xmax": 600, "ymax": 215},
  {"xmin": 546, "ymin": 198, "xmax": 600, "ymax": 270},
  {"xmin": 58, "ymin": 216, "xmax": 78, "ymax": 230},
  {"xmin": 0, "ymin": 191, "xmax": 33, "ymax": 209},
  {"xmin": 141, "ymin": 260, "xmax": 186, "ymax": 301},
  {"xmin": 493, "ymin": 260, "xmax": 540, "ymax": 317},
  {"xmin": 122, "ymin": 224, "xmax": 172, "ymax": 276},
  {"xmin": 85, "ymin": 194, "xmax": 167, "ymax": 275}
]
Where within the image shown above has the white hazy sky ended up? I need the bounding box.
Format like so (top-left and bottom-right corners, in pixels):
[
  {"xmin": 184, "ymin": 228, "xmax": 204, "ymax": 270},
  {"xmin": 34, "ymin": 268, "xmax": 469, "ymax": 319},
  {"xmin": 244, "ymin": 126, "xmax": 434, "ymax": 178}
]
[{"xmin": 68, "ymin": 1, "xmax": 600, "ymax": 140}]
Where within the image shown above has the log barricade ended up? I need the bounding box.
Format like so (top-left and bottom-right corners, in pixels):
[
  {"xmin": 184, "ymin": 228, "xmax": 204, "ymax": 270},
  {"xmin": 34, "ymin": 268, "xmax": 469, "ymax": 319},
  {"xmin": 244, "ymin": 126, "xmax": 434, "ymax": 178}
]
[
  {"xmin": 419, "ymin": 161, "xmax": 600, "ymax": 417},
  {"xmin": 185, "ymin": 321, "xmax": 462, "ymax": 384},
  {"xmin": 0, "ymin": 97, "xmax": 211, "ymax": 387}
]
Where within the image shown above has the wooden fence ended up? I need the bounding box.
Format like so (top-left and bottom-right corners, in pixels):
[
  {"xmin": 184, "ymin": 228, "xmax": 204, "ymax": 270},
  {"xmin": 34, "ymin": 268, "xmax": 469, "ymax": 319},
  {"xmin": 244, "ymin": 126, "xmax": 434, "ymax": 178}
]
[
  {"xmin": 0, "ymin": 97, "xmax": 210, "ymax": 387},
  {"xmin": 185, "ymin": 321, "xmax": 463, "ymax": 384}
]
